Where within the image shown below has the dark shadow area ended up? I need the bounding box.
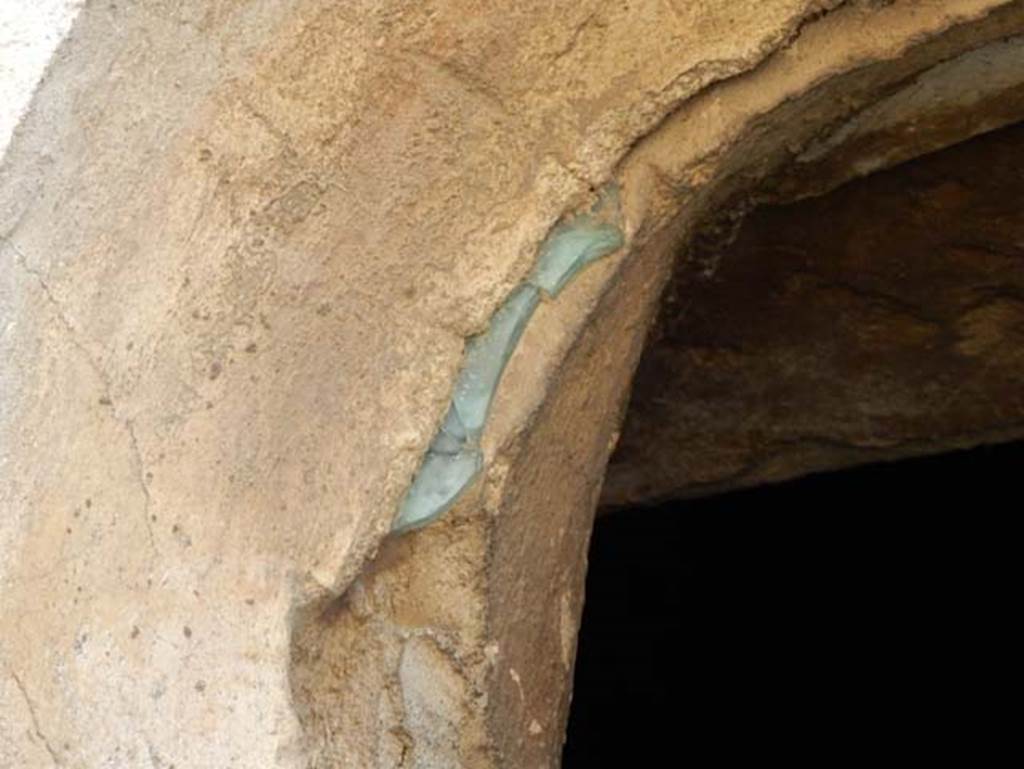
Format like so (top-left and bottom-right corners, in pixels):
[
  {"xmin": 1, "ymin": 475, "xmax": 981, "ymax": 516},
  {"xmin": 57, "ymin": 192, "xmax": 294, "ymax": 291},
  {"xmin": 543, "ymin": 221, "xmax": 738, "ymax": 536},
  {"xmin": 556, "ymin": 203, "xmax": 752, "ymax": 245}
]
[
  {"xmin": 603, "ymin": 121, "xmax": 1024, "ymax": 508},
  {"xmin": 563, "ymin": 441, "xmax": 1020, "ymax": 766}
]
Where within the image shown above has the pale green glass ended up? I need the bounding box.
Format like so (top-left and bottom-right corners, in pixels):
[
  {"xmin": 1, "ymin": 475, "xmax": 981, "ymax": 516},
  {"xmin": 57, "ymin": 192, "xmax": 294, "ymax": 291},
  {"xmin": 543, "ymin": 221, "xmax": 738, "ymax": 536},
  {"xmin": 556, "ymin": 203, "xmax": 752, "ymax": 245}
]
[
  {"xmin": 392, "ymin": 184, "xmax": 624, "ymax": 534},
  {"xmin": 528, "ymin": 218, "xmax": 624, "ymax": 297},
  {"xmin": 392, "ymin": 448, "xmax": 483, "ymax": 533},
  {"xmin": 451, "ymin": 284, "xmax": 540, "ymax": 440}
]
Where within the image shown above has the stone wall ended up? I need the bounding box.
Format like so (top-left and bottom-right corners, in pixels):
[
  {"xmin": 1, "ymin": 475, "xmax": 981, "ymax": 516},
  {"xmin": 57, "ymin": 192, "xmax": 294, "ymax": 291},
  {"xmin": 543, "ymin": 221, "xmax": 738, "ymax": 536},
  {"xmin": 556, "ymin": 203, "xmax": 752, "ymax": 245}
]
[{"xmin": 2, "ymin": 2, "xmax": 1024, "ymax": 766}]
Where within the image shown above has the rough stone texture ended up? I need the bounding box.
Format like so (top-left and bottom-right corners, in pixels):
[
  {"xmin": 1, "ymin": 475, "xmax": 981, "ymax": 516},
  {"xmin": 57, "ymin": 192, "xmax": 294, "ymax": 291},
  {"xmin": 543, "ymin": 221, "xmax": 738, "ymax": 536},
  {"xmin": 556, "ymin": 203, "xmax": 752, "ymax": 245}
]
[
  {"xmin": 604, "ymin": 122, "xmax": 1024, "ymax": 506},
  {"xmin": 771, "ymin": 36, "xmax": 1024, "ymax": 200},
  {"xmin": 2, "ymin": 1, "xmax": 1024, "ymax": 767}
]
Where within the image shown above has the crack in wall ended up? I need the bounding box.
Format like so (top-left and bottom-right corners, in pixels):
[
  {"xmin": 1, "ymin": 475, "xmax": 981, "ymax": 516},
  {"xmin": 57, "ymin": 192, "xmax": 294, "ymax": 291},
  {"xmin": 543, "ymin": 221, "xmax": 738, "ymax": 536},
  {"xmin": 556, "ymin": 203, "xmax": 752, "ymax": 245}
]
[
  {"xmin": 8, "ymin": 670, "xmax": 61, "ymax": 766},
  {"xmin": 604, "ymin": 1, "xmax": 850, "ymax": 183},
  {"xmin": 5, "ymin": 238, "xmax": 158, "ymax": 555}
]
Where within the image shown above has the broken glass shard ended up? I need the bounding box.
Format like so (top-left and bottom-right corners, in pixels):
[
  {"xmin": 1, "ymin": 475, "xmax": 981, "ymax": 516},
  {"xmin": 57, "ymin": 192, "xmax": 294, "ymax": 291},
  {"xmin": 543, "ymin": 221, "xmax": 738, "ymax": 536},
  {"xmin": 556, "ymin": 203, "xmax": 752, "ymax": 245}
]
[
  {"xmin": 529, "ymin": 218, "xmax": 624, "ymax": 297},
  {"xmin": 430, "ymin": 405, "xmax": 470, "ymax": 455},
  {"xmin": 393, "ymin": 447, "xmax": 484, "ymax": 533},
  {"xmin": 392, "ymin": 183, "xmax": 626, "ymax": 535},
  {"xmin": 529, "ymin": 188, "xmax": 624, "ymax": 298},
  {"xmin": 451, "ymin": 284, "xmax": 540, "ymax": 441}
]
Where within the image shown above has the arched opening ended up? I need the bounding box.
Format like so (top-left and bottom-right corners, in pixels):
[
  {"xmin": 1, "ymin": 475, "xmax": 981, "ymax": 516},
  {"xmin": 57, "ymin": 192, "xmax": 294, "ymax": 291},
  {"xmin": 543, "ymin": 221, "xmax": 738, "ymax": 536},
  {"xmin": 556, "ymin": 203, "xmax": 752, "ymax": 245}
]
[
  {"xmin": 286, "ymin": 31, "xmax": 1024, "ymax": 765},
  {"xmin": 4, "ymin": 4, "xmax": 1024, "ymax": 767},
  {"xmin": 565, "ymin": 119, "xmax": 1024, "ymax": 764}
]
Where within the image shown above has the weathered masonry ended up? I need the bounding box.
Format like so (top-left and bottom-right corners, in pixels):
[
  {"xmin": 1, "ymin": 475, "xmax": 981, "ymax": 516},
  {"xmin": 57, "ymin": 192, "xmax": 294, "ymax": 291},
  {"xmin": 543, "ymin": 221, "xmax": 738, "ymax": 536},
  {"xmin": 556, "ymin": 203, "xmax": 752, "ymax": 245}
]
[{"xmin": 2, "ymin": 2, "xmax": 1024, "ymax": 766}]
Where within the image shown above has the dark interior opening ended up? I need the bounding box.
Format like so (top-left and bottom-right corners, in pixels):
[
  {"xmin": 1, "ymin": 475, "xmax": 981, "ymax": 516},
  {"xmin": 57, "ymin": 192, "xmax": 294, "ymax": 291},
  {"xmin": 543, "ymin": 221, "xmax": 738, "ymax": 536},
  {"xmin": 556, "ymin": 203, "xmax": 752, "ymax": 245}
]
[
  {"xmin": 601, "ymin": 121, "xmax": 1024, "ymax": 511},
  {"xmin": 562, "ymin": 441, "xmax": 1020, "ymax": 766}
]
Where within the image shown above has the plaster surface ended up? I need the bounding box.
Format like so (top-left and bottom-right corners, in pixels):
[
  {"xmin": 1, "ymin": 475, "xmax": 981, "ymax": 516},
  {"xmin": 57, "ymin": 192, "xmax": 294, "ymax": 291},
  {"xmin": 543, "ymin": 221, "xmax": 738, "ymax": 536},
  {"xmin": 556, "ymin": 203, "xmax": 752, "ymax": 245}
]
[{"xmin": 2, "ymin": 2, "xmax": 1023, "ymax": 766}]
